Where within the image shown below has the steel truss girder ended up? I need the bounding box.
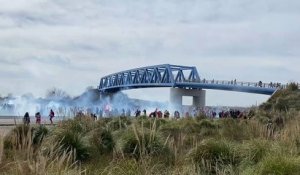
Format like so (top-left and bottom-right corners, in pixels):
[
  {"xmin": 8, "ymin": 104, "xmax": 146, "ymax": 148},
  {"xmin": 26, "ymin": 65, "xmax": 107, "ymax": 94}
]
[{"xmin": 99, "ymin": 64, "xmax": 200, "ymax": 90}]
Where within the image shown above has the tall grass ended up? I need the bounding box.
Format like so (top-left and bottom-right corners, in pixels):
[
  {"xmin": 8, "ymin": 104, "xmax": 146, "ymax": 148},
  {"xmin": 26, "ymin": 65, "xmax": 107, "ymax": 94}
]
[
  {"xmin": 0, "ymin": 124, "xmax": 84, "ymax": 175},
  {"xmin": 1, "ymin": 109, "xmax": 300, "ymax": 174}
]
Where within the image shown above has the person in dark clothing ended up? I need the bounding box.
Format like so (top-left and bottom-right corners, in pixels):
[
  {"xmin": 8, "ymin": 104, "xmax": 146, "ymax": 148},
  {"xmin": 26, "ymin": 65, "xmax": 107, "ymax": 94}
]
[
  {"xmin": 135, "ymin": 109, "xmax": 141, "ymax": 117},
  {"xmin": 23, "ymin": 112, "xmax": 30, "ymax": 125},
  {"xmin": 91, "ymin": 113, "xmax": 97, "ymax": 121},
  {"xmin": 49, "ymin": 109, "xmax": 55, "ymax": 124},
  {"xmin": 35, "ymin": 112, "xmax": 41, "ymax": 124},
  {"xmin": 174, "ymin": 111, "xmax": 180, "ymax": 119},
  {"xmin": 164, "ymin": 110, "xmax": 170, "ymax": 118}
]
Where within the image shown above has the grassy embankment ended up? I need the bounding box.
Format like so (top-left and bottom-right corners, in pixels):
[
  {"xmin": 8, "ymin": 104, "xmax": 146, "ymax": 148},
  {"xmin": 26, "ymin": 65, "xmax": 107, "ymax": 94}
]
[{"xmin": 0, "ymin": 83, "xmax": 299, "ymax": 175}]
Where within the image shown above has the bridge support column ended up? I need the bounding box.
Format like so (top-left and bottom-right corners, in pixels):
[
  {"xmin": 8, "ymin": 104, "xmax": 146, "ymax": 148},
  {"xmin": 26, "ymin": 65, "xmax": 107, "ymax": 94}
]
[{"xmin": 169, "ymin": 88, "xmax": 206, "ymax": 109}]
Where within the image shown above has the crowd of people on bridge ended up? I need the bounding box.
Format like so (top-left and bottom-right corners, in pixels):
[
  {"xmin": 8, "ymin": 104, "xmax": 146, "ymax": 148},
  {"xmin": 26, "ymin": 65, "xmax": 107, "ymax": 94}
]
[{"xmin": 200, "ymin": 78, "xmax": 292, "ymax": 89}]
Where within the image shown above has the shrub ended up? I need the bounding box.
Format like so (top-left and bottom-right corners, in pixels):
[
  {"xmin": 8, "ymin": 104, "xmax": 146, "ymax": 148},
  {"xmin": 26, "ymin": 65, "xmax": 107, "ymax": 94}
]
[
  {"xmin": 199, "ymin": 120, "xmax": 217, "ymax": 129},
  {"xmin": 136, "ymin": 117, "xmax": 167, "ymax": 130},
  {"xmin": 3, "ymin": 125, "xmax": 50, "ymax": 161},
  {"xmin": 257, "ymin": 155, "xmax": 300, "ymax": 175},
  {"xmin": 275, "ymin": 97, "xmax": 289, "ymax": 112},
  {"xmin": 189, "ymin": 139, "xmax": 239, "ymax": 173},
  {"xmin": 160, "ymin": 119, "xmax": 202, "ymax": 134},
  {"xmin": 107, "ymin": 117, "xmax": 131, "ymax": 131},
  {"xmin": 32, "ymin": 125, "xmax": 49, "ymax": 145},
  {"xmin": 117, "ymin": 125, "xmax": 172, "ymax": 162},
  {"xmin": 60, "ymin": 116, "xmax": 95, "ymax": 134},
  {"xmin": 159, "ymin": 120, "xmax": 181, "ymax": 137},
  {"xmin": 90, "ymin": 128, "xmax": 115, "ymax": 155},
  {"xmin": 198, "ymin": 120, "xmax": 219, "ymax": 138},
  {"xmin": 3, "ymin": 125, "xmax": 33, "ymax": 151},
  {"xmin": 241, "ymin": 139, "xmax": 270, "ymax": 164},
  {"xmin": 287, "ymin": 83, "xmax": 299, "ymax": 91},
  {"xmin": 120, "ymin": 130, "xmax": 163, "ymax": 157},
  {"xmin": 181, "ymin": 119, "xmax": 203, "ymax": 134},
  {"xmin": 51, "ymin": 125, "xmax": 90, "ymax": 161},
  {"xmin": 219, "ymin": 119, "xmax": 247, "ymax": 141},
  {"xmin": 260, "ymin": 102, "xmax": 273, "ymax": 111},
  {"xmin": 101, "ymin": 159, "xmax": 140, "ymax": 175}
]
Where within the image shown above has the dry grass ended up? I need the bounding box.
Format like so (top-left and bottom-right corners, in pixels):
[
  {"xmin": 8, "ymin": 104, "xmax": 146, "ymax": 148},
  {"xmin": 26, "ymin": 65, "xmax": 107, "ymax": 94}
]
[
  {"xmin": 0, "ymin": 111, "xmax": 300, "ymax": 174},
  {"xmin": 0, "ymin": 125, "xmax": 84, "ymax": 175}
]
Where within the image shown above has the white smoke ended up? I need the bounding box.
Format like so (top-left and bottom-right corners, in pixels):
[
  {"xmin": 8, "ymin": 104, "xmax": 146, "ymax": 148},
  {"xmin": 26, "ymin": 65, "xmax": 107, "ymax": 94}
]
[{"xmin": 0, "ymin": 88, "xmax": 167, "ymax": 118}]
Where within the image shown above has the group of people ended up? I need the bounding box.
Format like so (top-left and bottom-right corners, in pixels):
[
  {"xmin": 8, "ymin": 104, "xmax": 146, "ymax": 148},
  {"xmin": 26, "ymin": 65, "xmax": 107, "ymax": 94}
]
[
  {"xmin": 218, "ymin": 109, "xmax": 245, "ymax": 119},
  {"xmin": 200, "ymin": 78, "xmax": 285, "ymax": 89},
  {"xmin": 23, "ymin": 109, "xmax": 55, "ymax": 125},
  {"xmin": 20, "ymin": 104, "xmax": 251, "ymax": 124}
]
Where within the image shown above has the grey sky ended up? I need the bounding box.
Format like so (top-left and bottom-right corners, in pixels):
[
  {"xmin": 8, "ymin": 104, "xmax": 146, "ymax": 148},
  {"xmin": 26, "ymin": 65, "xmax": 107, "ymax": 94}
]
[{"xmin": 0, "ymin": 0, "xmax": 299, "ymax": 106}]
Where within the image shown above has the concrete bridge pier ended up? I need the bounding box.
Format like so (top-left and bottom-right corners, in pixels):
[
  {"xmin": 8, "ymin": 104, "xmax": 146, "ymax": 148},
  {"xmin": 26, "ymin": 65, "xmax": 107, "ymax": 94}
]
[{"xmin": 169, "ymin": 88, "xmax": 206, "ymax": 109}]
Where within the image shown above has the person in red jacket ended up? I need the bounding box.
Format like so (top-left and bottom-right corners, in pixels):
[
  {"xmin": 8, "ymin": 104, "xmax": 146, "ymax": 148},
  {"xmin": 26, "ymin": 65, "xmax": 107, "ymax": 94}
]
[{"xmin": 49, "ymin": 109, "xmax": 55, "ymax": 124}]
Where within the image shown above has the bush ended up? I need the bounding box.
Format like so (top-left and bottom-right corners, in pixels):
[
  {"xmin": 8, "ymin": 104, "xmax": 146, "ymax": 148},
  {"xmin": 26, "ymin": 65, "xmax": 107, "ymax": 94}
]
[
  {"xmin": 2, "ymin": 125, "xmax": 48, "ymax": 160},
  {"xmin": 60, "ymin": 116, "xmax": 95, "ymax": 134},
  {"xmin": 261, "ymin": 87, "xmax": 300, "ymax": 112},
  {"xmin": 257, "ymin": 155, "xmax": 300, "ymax": 175},
  {"xmin": 260, "ymin": 102, "xmax": 273, "ymax": 111},
  {"xmin": 117, "ymin": 126, "xmax": 171, "ymax": 161},
  {"xmin": 3, "ymin": 125, "xmax": 34, "ymax": 151},
  {"xmin": 107, "ymin": 117, "xmax": 131, "ymax": 131},
  {"xmin": 287, "ymin": 83, "xmax": 299, "ymax": 91},
  {"xmin": 241, "ymin": 139, "xmax": 270, "ymax": 164},
  {"xmin": 101, "ymin": 159, "xmax": 140, "ymax": 175},
  {"xmin": 189, "ymin": 139, "xmax": 239, "ymax": 173},
  {"xmin": 55, "ymin": 129, "xmax": 90, "ymax": 161},
  {"xmin": 90, "ymin": 128, "xmax": 115, "ymax": 155},
  {"xmin": 136, "ymin": 117, "xmax": 167, "ymax": 130},
  {"xmin": 32, "ymin": 125, "xmax": 49, "ymax": 145},
  {"xmin": 219, "ymin": 119, "xmax": 248, "ymax": 141},
  {"xmin": 275, "ymin": 97, "xmax": 289, "ymax": 112},
  {"xmin": 160, "ymin": 119, "xmax": 202, "ymax": 134},
  {"xmin": 199, "ymin": 120, "xmax": 217, "ymax": 129}
]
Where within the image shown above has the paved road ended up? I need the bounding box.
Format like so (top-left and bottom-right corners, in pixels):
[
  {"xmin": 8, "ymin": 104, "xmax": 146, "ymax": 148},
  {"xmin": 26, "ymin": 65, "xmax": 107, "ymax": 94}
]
[
  {"xmin": 0, "ymin": 117, "xmax": 58, "ymax": 126},
  {"xmin": 0, "ymin": 117, "xmax": 57, "ymax": 136},
  {"xmin": 0, "ymin": 115, "xmax": 66, "ymax": 125}
]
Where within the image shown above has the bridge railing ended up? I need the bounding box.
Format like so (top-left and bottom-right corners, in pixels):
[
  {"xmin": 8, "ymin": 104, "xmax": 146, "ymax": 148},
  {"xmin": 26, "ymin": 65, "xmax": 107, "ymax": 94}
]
[{"xmin": 181, "ymin": 79, "xmax": 288, "ymax": 89}]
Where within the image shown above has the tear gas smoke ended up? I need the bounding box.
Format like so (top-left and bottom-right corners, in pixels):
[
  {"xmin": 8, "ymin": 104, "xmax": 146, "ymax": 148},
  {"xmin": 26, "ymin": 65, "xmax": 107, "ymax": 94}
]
[{"xmin": 0, "ymin": 88, "xmax": 169, "ymax": 118}]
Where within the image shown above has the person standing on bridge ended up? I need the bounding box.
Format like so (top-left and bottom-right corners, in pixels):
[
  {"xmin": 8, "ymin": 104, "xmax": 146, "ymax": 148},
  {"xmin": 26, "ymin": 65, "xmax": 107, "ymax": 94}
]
[
  {"xmin": 49, "ymin": 109, "xmax": 55, "ymax": 125},
  {"xmin": 258, "ymin": 81, "xmax": 263, "ymax": 87}
]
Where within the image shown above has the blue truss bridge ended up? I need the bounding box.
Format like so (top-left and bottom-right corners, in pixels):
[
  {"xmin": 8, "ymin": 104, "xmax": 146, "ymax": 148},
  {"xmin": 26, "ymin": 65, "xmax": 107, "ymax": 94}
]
[{"xmin": 98, "ymin": 64, "xmax": 284, "ymax": 95}]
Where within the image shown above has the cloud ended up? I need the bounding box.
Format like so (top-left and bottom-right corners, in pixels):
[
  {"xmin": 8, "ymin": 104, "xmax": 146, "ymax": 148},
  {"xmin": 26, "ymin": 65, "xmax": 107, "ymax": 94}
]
[{"xmin": 0, "ymin": 0, "xmax": 299, "ymax": 106}]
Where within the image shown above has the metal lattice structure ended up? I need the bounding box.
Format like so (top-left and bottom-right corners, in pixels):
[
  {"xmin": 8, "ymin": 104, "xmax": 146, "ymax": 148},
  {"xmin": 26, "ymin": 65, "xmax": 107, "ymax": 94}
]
[{"xmin": 98, "ymin": 64, "xmax": 281, "ymax": 95}]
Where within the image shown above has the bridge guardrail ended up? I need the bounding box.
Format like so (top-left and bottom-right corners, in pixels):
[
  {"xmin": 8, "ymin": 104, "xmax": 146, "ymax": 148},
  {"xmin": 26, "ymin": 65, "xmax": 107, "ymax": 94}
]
[{"xmin": 181, "ymin": 79, "xmax": 288, "ymax": 89}]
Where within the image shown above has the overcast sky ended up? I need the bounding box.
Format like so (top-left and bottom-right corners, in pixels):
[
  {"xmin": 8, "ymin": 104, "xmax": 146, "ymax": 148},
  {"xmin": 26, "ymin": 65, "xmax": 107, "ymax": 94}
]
[{"xmin": 0, "ymin": 0, "xmax": 299, "ymax": 106}]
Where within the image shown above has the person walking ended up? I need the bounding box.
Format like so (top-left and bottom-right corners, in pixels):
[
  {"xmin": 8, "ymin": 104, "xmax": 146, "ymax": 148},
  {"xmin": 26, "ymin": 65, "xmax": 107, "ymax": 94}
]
[
  {"xmin": 23, "ymin": 112, "xmax": 30, "ymax": 125},
  {"xmin": 35, "ymin": 112, "xmax": 41, "ymax": 125},
  {"xmin": 49, "ymin": 109, "xmax": 55, "ymax": 124}
]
